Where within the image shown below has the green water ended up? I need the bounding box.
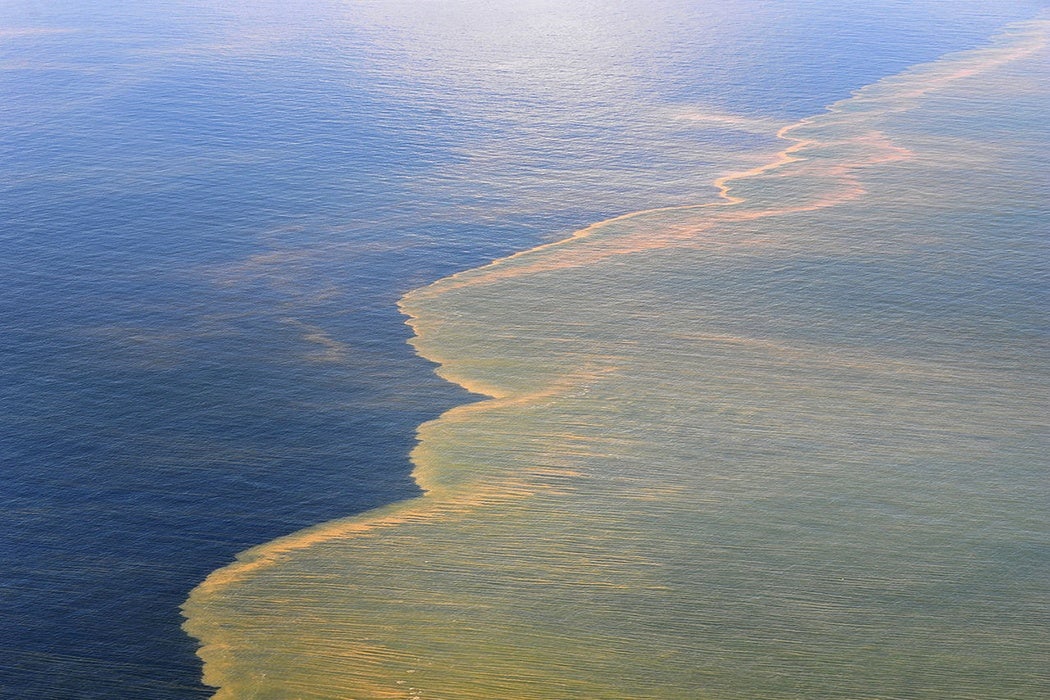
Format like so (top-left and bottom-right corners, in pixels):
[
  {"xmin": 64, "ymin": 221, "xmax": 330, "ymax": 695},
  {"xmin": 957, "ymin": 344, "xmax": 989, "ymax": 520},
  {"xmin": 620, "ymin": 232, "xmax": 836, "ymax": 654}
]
[{"xmin": 183, "ymin": 21, "xmax": 1049, "ymax": 699}]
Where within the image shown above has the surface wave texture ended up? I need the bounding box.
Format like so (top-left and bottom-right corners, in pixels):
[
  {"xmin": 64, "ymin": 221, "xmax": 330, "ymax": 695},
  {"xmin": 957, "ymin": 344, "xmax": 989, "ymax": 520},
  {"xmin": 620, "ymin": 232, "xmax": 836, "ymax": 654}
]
[{"xmin": 183, "ymin": 19, "xmax": 1050, "ymax": 699}]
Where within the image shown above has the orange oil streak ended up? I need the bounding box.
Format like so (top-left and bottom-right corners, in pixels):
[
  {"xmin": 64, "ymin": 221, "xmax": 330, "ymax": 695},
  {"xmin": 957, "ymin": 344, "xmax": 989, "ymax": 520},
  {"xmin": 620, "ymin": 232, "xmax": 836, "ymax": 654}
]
[
  {"xmin": 190, "ymin": 20, "xmax": 1048, "ymax": 599},
  {"xmin": 183, "ymin": 21, "xmax": 1050, "ymax": 698},
  {"xmin": 402, "ymin": 21, "xmax": 1048, "ymax": 301}
]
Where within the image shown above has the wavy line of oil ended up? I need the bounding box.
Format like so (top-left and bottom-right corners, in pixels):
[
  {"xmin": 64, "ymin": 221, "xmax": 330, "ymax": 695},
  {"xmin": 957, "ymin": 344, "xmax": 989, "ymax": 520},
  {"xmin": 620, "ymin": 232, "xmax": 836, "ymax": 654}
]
[
  {"xmin": 401, "ymin": 19, "xmax": 1047, "ymax": 398},
  {"xmin": 402, "ymin": 20, "xmax": 1048, "ymax": 305},
  {"xmin": 181, "ymin": 18, "xmax": 1050, "ymax": 698}
]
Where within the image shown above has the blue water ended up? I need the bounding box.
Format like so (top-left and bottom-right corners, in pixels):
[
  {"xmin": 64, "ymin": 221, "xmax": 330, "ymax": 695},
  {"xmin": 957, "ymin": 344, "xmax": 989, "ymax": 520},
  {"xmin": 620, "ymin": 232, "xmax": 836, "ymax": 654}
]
[{"xmin": 1, "ymin": 1, "xmax": 1046, "ymax": 697}]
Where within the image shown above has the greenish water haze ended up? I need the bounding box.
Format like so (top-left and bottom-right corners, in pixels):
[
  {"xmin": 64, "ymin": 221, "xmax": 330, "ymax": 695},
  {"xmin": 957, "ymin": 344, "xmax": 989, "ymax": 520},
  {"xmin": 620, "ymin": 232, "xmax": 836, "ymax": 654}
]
[{"xmin": 183, "ymin": 19, "xmax": 1050, "ymax": 700}]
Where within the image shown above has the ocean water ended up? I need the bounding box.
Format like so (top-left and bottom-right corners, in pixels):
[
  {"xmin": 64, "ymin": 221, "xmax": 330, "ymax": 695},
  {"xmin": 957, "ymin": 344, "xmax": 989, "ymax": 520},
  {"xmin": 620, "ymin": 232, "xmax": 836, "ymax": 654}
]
[{"xmin": 2, "ymin": 1, "xmax": 1048, "ymax": 698}]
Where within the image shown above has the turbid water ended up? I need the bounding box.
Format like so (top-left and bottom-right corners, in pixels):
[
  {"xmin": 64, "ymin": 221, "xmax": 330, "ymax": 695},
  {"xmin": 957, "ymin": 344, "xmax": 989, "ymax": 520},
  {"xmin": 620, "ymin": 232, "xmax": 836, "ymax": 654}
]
[{"xmin": 182, "ymin": 18, "xmax": 1050, "ymax": 700}]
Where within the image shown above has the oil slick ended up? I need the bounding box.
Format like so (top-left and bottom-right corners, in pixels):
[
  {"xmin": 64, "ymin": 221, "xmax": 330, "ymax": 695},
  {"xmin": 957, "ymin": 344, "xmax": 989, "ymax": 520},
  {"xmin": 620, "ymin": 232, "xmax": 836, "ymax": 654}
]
[{"xmin": 184, "ymin": 20, "xmax": 1050, "ymax": 699}]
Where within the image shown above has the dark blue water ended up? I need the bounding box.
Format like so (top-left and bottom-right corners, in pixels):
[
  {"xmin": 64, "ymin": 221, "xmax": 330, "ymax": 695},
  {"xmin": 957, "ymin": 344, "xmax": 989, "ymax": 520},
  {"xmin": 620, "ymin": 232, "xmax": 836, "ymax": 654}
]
[{"xmin": 1, "ymin": 1, "xmax": 1045, "ymax": 696}]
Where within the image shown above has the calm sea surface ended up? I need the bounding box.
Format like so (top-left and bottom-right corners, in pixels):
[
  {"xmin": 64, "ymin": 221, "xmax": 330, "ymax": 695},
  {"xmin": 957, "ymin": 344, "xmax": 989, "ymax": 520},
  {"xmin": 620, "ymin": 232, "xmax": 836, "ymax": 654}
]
[{"xmin": 2, "ymin": 1, "xmax": 1047, "ymax": 697}]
